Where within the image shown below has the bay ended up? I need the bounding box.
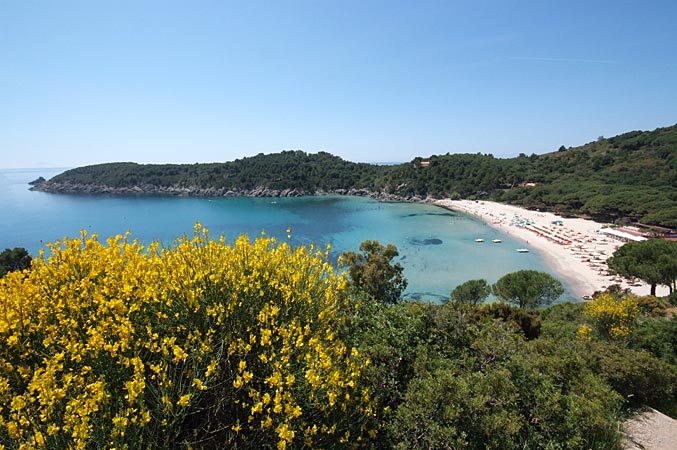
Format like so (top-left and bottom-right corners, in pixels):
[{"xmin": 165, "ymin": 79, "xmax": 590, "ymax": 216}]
[{"xmin": 0, "ymin": 168, "xmax": 576, "ymax": 302}]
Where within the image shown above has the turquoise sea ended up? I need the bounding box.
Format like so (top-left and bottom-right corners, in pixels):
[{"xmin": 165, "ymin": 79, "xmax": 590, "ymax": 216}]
[{"xmin": 0, "ymin": 168, "xmax": 576, "ymax": 302}]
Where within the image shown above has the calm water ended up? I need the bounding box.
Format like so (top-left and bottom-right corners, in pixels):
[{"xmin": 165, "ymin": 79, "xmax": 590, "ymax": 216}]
[{"xmin": 0, "ymin": 168, "xmax": 575, "ymax": 302}]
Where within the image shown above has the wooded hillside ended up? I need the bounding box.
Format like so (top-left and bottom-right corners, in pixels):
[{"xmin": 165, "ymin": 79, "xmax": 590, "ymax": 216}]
[{"xmin": 35, "ymin": 125, "xmax": 677, "ymax": 227}]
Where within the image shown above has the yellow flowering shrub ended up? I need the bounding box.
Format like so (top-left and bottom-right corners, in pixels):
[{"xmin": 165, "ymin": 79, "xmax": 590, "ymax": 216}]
[
  {"xmin": 580, "ymin": 293, "xmax": 640, "ymax": 340},
  {"xmin": 0, "ymin": 224, "xmax": 376, "ymax": 449}
]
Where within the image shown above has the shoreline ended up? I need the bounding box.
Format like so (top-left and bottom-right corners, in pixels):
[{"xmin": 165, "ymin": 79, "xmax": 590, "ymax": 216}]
[
  {"xmin": 431, "ymin": 199, "xmax": 667, "ymax": 299},
  {"xmin": 23, "ymin": 179, "xmax": 671, "ymax": 299}
]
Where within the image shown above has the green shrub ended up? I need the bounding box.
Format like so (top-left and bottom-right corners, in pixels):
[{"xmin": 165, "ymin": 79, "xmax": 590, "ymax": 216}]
[
  {"xmin": 388, "ymin": 323, "xmax": 623, "ymax": 450},
  {"xmin": 583, "ymin": 341, "xmax": 677, "ymax": 411},
  {"xmin": 629, "ymin": 317, "xmax": 677, "ymax": 365},
  {"xmin": 540, "ymin": 302, "xmax": 585, "ymax": 340},
  {"xmin": 472, "ymin": 303, "xmax": 541, "ymax": 340}
]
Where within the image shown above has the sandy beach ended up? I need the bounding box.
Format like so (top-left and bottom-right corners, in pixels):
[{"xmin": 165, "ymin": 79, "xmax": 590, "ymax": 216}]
[{"xmin": 433, "ymin": 199, "xmax": 668, "ymax": 299}]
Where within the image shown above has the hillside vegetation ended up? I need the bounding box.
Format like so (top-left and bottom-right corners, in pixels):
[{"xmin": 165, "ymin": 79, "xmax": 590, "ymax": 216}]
[
  {"xmin": 36, "ymin": 124, "xmax": 677, "ymax": 227},
  {"xmin": 496, "ymin": 125, "xmax": 677, "ymax": 227},
  {"xmin": 1, "ymin": 228, "xmax": 676, "ymax": 449}
]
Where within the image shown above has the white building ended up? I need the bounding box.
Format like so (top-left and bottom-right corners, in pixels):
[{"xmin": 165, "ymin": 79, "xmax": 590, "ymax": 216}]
[{"xmin": 599, "ymin": 228, "xmax": 648, "ymax": 243}]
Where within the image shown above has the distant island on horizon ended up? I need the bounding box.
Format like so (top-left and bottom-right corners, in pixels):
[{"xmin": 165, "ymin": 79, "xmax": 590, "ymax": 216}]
[{"xmin": 31, "ymin": 124, "xmax": 677, "ymax": 229}]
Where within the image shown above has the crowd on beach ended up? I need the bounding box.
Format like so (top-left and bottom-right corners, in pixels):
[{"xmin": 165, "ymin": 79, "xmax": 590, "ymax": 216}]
[{"xmin": 433, "ymin": 199, "xmax": 667, "ymax": 299}]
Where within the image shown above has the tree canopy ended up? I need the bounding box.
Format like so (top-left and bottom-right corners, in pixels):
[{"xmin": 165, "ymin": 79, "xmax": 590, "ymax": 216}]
[
  {"xmin": 492, "ymin": 270, "xmax": 564, "ymax": 309},
  {"xmin": 341, "ymin": 240, "xmax": 407, "ymax": 304},
  {"xmin": 607, "ymin": 239, "xmax": 677, "ymax": 296},
  {"xmin": 0, "ymin": 247, "xmax": 31, "ymax": 277},
  {"xmin": 450, "ymin": 279, "xmax": 491, "ymax": 305}
]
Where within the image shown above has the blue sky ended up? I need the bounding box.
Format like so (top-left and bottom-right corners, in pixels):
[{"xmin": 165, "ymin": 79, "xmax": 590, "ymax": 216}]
[{"xmin": 1, "ymin": 0, "xmax": 676, "ymax": 168}]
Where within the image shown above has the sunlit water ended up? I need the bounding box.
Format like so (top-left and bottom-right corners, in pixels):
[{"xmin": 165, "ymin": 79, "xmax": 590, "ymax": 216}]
[{"xmin": 0, "ymin": 168, "xmax": 576, "ymax": 302}]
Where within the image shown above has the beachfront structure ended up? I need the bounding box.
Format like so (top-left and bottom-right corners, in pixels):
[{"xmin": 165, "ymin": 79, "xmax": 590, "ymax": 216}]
[
  {"xmin": 599, "ymin": 228, "xmax": 648, "ymax": 243},
  {"xmin": 631, "ymin": 223, "xmax": 677, "ymax": 239}
]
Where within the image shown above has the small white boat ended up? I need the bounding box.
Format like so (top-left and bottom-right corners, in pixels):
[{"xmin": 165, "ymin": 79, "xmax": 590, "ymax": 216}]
[
  {"xmin": 516, "ymin": 248, "xmax": 529, "ymax": 253},
  {"xmin": 492, "ymin": 239, "xmax": 502, "ymax": 243},
  {"xmin": 475, "ymin": 238, "xmax": 484, "ymax": 243}
]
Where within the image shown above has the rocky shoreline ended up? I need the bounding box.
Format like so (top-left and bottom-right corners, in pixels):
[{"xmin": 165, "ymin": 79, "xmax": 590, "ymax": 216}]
[{"xmin": 29, "ymin": 180, "xmax": 424, "ymax": 203}]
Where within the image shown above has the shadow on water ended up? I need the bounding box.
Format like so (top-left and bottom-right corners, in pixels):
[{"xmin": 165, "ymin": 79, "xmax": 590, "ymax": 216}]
[
  {"xmin": 405, "ymin": 292, "xmax": 449, "ymax": 303},
  {"xmin": 403, "ymin": 212, "xmax": 457, "ymax": 218},
  {"xmin": 409, "ymin": 237, "xmax": 443, "ymax": 246}
]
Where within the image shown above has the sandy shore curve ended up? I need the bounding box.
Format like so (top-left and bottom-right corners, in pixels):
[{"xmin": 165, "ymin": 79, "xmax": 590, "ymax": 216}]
[{"xmin": 432, "ymin": 199, "xmax": 668, "ymax": 299}]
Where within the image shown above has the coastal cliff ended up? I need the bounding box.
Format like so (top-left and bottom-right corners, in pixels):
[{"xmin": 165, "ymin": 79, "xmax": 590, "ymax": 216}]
[{"xmin": 30, "ymin": 180, "xmax": 421, "ymax": 202}]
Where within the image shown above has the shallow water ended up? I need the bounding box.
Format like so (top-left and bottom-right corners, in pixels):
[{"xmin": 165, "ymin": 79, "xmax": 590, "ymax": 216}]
[{"xmin": 0, "ymin": 168, "xmax": 576, "ymax": 302}]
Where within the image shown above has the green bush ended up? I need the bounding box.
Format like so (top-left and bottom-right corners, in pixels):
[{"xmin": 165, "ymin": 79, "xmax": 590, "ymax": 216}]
[
  {"xmin": 472, "ymin": 302, "xmax": 541, "ymax": 340},
  {"xmin": 629, "ymin": 317, "xmax": 677, "ymax": 365},
  {"xmin": 388, "ymin": 323, "xmax": 622, "ymax": 450},
  {"xmin": 540, "ymin": 302, "xmax": 585, "ymax": 340},
  {"xmin": 583, "ymin": 341, "xmax": 677, "ymax": 411}
]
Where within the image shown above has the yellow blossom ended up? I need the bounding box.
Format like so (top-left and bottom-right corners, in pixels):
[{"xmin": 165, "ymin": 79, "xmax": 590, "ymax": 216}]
[
  {"xmin": 192, "ymin": 378, "xmax": 206, "ymax": 391},
  {"xmin": 177, "ymin": 394, "xmax": 191, "ymax": 407},
  {"xmin": 0, "ymin": 225, "xmax": 376, "ymax": 449}
]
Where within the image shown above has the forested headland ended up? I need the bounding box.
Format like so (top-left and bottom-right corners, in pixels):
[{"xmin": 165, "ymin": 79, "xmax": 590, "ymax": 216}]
[{"xmin": 32, "ymin": 124, "xmax": 677, "ymax": 228}]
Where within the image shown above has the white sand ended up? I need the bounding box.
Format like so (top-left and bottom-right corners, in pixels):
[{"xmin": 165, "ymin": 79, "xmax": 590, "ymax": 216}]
[{"xmin": 432, "ymin": 199, "xmax": 668, "ymax": 299}]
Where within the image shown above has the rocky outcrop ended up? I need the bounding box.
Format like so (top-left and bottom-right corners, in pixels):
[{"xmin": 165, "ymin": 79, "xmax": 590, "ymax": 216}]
[
  {"xmin": 622, "ymin": 407, "xmax": 677, "ymax": 450},
  {"xmin": 28, "ymin": 176, "xmax": 46, "ymax": 186},
  {"xmin": 30, "ymin": 181, "xmax": 424, "ymax": 203},
  {"xmin": 30, "ymin": 181, "xmax": 306, "ymax": 197}
]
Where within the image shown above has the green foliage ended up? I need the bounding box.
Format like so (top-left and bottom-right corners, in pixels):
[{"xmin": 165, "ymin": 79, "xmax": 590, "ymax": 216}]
[
  {"xmin": 502, "ymin": 125, "xmax": 677, "ymax": 226},
  {"xmin": 669, "ymin": 291, "xmax": 677, "ymax": 306},
  {"xmin": 391, "ymin": 362, "xmax": 524, "ymax": 450},
  {"xmin": 635, "ymin": 295, "xmax": 670, "ymax": 317},
  {"xmin": 607, "ymin": 239, "xmax": 677, "ymax": 296},
  {"xmin": 582, "ymin": 341, "xmax": 677, "ymax": 412},
  {"xmin": 629, "ymin": 317, "xmax": 677, "ymax": 365},
  {"xmin": 385, "ymin": 317, "xmax": 622, "ymax": 450},
  {"xmin": 472, "ymin": 303, "xmax": 541, "ymax": 340},
  {"xmin": 539, "ymin": 302, "xmax": 585, "ymax": 340},
  {"xmin": 44, "ymin": 151, "xmax": 386, "ymax": 192},
  {"xmin": 341, "ymin": 240, "xmax": 407, "ymax": 304},
  {"xmin": 450, "ymin": 278, "xmax": 491, "ymax": 305},
  {"xmin": 493, "ymin": 270, "xmax": 564, "ymax": 310},
  {"xmin": 0, "ymin": 247, "xmax": 31, "ymax": 277},
  {"xmin": 347, "ymin": 300, "xmax": 625, "ymax": 449},
  {"xmin": 524, "ymin": 305, "xmax": 677, "ymax": 435},
  {"xmin": 508, "ymin": 339, "xmax": 623, "ymax": 450},
  {"xmin": 38, "ymin": 125, "xmax": 677, "ymax": 228}
]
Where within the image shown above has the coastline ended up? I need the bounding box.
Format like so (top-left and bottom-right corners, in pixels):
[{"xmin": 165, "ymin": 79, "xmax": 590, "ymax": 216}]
[
  {"xmin": 432, "ymin": 199, "xmax": 668, "ymax": 299},
  {"xmin": 24, "ymin": 177, "xmax": 671, "ymax": 300},
  {"xmin": 29, "ymin": 182, "xmax": 416, "ymax": 202}
]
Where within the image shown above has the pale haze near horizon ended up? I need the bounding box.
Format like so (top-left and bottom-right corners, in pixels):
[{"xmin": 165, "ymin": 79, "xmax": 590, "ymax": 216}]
[{"xmin": 1, "ymin": 0, "xmax": 676, "ymax": 169}]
